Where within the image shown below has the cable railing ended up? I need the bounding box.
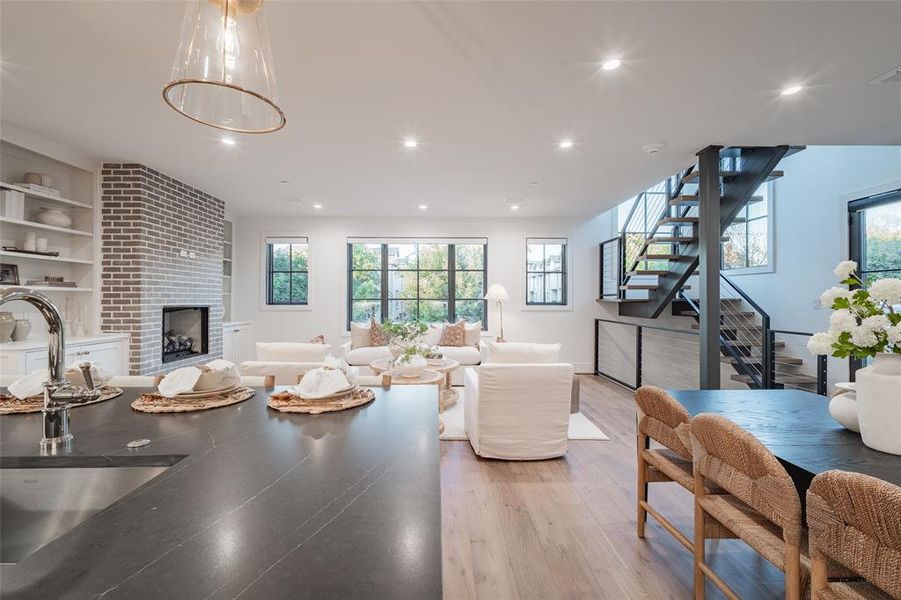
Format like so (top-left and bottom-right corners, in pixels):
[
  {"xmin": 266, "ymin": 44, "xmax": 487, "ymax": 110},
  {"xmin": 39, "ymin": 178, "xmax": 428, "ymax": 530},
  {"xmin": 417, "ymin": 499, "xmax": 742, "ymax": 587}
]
[{"xmin": 769, "ymin": 329, "xmax": 827, "ymax": 395}]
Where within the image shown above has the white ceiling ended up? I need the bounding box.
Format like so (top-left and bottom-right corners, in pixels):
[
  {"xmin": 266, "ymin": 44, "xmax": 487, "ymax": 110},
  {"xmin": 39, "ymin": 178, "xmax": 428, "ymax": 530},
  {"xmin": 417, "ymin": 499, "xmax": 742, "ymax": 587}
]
[{"xmin": 2, "ymin": 1, "xmax": 900, "ymax": 217}]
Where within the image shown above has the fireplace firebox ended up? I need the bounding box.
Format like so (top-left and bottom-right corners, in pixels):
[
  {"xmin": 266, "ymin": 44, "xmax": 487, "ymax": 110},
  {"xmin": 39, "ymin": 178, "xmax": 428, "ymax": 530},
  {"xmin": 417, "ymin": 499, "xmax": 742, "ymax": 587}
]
[{"xmin": 162, "ymin": 306, "xmax": 209, "ymax": 364}]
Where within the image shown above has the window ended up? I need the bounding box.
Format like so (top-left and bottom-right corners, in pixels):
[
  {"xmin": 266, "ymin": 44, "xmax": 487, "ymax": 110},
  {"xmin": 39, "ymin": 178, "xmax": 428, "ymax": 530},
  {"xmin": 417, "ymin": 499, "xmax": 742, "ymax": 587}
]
[
  {"xmin": 348, "ymin": 238, "xmax": 487, "ymax": 327},
  {"xmin": 722, "ymin": 183, "xmax": 772, "ymax": 272},
  {"xmin": 265, "ymin": 237, "xmax": 308, "ymax": 305},
  {"xmin": 526, "ymin": 238, "xmax": 567, "ymax": 305}
]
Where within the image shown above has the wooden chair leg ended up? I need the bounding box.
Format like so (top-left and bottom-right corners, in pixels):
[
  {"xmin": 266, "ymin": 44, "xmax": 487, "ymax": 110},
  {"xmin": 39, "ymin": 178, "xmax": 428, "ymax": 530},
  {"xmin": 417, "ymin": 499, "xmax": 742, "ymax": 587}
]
[
  {"xmin": 153, "ymin": 375, "xmax": 164, "ymax": 386},
  {"xmin": 810, "ymin": 552, "xmax": 827, "ymax": 599},
  {"xmin": 784, "ymin": 542, "xmax": 801, "ymax": 600},
  {"xmin": 693, "ymin": 473, "xmax": 707, "ymax": 600},
  {"xmin": 263, "ymin": 374, "xmax": 275, "ymax": 388},
  {"xmin": 636, "ymin": 433, "xmax": 649, "ymax": 538}
]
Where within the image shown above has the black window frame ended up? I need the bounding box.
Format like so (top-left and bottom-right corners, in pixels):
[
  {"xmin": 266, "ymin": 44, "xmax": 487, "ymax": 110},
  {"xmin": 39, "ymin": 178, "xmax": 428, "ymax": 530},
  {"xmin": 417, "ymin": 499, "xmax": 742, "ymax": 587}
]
[
  {"xmin": 721, "ymin": 182, "xmax": 771, "ymax": 271},
  {"xmin": 848, "ymin": 188, "xmax": 901, "ymax": 378},
  {"xmin": 526, "ymin": 239, "xmax": 568, "ymax": 306},
  {"xmin": 347, "ymin": 240, "xmax": 488, "ymax": 329},
  {"xmin": 266, "ymin": 238, "xmax": 309, "ymax": 306}
]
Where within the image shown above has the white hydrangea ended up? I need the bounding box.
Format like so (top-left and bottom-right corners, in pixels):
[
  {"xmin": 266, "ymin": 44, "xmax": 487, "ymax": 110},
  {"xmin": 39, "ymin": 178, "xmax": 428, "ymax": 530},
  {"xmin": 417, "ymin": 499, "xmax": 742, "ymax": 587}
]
[
  {"xmin": 886, "ymin": 324, "xmax": 901, "ymax": 344},
  {"xmin": 850, "ymin": 325, "xmax": 878, "ymax": 348},
  {"xmin": 869, "ymin": 278, "xmax": 901, "ymax": 306},
  {"xmin": 820, "ymin": 287, "xmax": 852, "ymax": 309},
  {"xmin": 828, "ymin": 309, "xmax": 858, "ymax": 332},
  {"xmin": 807, "ymin": 331, "xmax": 837, "ymax": 356},
  {"xmin": 860, "ymin": 314, "xmax": 890, "ymax": 333},
  {"xmin": 833, "ymin": 260, "xmax": 858, "ymax": 280}
]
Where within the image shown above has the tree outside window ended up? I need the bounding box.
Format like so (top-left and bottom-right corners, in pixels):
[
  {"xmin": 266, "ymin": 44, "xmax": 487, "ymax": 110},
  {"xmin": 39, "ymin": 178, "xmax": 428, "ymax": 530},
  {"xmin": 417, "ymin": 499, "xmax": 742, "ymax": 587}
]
[
  {"xmin": 722, "ymin": 183, "xmax": 770, "ymax": 271},
  {"xmin": 266, "ymin": 238, "xmax": 308, "ymax": 305},
  {"xmin": 348, "ymin": 240, "xmax": 486, "ymax": 327}
]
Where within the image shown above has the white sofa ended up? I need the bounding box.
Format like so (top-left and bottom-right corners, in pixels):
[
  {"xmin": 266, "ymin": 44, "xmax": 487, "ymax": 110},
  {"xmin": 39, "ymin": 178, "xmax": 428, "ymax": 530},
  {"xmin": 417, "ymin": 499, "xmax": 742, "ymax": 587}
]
[
  {"xmin": 340, "ymin": 322, "xmax": 481, "ymax": 385},
  {"xmin": 463, "ymin": 363, "xmax": 574, "ymax": 460},
  {"xmin": 240, "ymin": 342, "xmax": 333, "ymax": 385}
]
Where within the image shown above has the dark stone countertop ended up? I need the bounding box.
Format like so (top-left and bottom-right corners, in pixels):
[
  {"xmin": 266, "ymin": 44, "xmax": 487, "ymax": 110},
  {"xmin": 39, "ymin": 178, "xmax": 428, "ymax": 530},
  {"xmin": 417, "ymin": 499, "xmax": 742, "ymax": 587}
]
[{"xmin": 0, "ymin": 386, "xmax": 442, "ymax": 600}]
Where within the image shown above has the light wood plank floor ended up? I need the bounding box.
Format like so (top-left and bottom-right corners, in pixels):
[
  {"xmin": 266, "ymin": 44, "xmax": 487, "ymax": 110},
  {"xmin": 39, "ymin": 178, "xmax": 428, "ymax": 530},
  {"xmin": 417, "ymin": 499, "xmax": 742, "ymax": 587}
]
[{"xmin": 441, "ymin": 375, "xmax": 787, "ymax": 599}]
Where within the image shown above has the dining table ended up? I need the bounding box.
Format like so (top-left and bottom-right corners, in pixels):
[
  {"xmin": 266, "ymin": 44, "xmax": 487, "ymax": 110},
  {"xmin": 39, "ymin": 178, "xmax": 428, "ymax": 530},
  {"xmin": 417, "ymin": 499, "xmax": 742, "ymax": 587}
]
[{"xmin": 668, "ymin": 389, "xmax": 901, "ymax": 501}]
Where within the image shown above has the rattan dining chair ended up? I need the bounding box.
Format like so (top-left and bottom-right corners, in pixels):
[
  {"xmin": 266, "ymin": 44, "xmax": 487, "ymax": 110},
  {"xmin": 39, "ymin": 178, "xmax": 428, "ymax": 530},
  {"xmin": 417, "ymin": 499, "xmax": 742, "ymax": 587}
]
[
  {"xmin": 808, "ymin": 470, "xmax": 901, "ymax": 600},
  {"xmin": 634, "ymin": 386, "xmax": 732, "ymax": 551},
  {"xmin": 690, "ymin": 412, "xmax": 806, "ymax": 600}
]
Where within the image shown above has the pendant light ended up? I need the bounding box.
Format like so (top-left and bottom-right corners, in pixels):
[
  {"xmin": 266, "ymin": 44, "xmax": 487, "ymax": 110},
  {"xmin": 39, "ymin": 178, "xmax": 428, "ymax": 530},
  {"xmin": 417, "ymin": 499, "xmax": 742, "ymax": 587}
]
[{"xmin": 163, "ymin": 0, "xmax": 286, "ymax": 133}]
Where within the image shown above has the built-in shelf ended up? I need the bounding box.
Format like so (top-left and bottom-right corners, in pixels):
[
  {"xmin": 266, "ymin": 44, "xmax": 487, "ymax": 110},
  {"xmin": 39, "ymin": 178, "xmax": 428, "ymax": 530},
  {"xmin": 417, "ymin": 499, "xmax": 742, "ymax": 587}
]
[
  {"xmin": 0, "ymin": 250, "xmax": 93, "ymax": 265},
  {"xmin": 0, "ymin": 216, "xmax": 93, "ymax": 237},
  {"xmin": 0, "ymin": 181, "xmax": 93, "ymax": 209},
  {"xmin": 0, "ymin": 285, "xmax": 92, "ymax": 293}
]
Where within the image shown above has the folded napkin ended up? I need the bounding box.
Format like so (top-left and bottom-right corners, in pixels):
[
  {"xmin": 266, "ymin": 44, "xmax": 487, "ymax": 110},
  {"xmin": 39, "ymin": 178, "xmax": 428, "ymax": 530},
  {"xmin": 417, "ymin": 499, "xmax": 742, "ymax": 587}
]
[
  {"xmin": 66, "ymin": 361, "xmax": 112, "ymax": 388},
  {"xmin": 157, "ymin": 360, "xmax": 242, "ymax": 397},
  {"xmin": 323, "ymin": 354, "xmax": 356, "ymax": 384},
  {"xmin": 7, "ymin": 370, "xmax": 46, "ymax": 400},
  {"xmin": 295, "ymin": 366, "xmax": 351, "ymax": 399}
]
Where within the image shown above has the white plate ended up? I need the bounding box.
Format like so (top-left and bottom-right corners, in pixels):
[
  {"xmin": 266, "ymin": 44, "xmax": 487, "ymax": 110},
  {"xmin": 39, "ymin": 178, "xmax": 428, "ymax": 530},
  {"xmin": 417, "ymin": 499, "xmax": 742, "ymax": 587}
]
[
  {"xmin": 834, "ymin": 381, "xmax": 856, "ymax": 392},
  {"xmin": 175, "ymin": 384, "xmax": 238, "ymax": 398},
  {"xmin": 292, "ymin": 383, "xmax": 356, "ymax": 401}
]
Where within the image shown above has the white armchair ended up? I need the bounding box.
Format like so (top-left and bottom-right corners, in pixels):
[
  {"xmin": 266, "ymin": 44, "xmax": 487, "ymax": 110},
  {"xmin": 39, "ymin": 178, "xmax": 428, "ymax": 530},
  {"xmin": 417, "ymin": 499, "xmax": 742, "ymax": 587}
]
[
  {"xmin": 464, "ymin": 363, "xmax": 574, "ymax": 460},
  {"xmin": 239, "ymin": 342, "xmax": 332, "ymax": 385}
]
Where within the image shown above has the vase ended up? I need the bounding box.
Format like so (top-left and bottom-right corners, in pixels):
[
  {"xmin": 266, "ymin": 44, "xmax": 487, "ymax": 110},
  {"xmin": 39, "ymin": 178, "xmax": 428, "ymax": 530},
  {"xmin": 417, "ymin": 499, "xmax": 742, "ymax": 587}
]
[
  {"xmin": 0, "ymin": 312, "xmax": 15, "ymax": 343},
  {"xmin": 828, "ymin": 391, "xmax": 859, "ymax": 433},
  {"xmin": 11, "ymin": 318, "xmax": 31, "ymax": 341},
  {"xmin": 395, "ymin": 355, "xmax": 427, "ymax": 378},
  {"xmin": 856, "ymin": 353, "xmax": 901, "ymax": 455},
  {"xmin": 35, "ymin": 208, "xmax": 72, "ymax": 228}
]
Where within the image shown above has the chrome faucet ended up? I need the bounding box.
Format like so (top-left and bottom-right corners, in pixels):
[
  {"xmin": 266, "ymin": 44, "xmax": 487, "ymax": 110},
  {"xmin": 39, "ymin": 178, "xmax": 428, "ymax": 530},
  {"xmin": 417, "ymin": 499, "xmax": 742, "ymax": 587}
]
[{"xmin": 0, "ymin": 287, "xmax": 102, "ymax": 450}]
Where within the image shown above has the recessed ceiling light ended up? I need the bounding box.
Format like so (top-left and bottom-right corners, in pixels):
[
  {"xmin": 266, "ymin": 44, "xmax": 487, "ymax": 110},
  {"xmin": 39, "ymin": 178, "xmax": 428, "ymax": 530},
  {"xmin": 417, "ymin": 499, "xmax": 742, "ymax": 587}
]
[
  {"xmin": 403, "ymin": 138, "xmax": 418, "ymax": 148},
  {"xmin": 558, "ymin": 140, "xmax": 574, "ymax": 149},
  {"xmin": 418, "ymin": 204, "xmax": 428, "ymax": 210},
  {"xmin": 780, "ymin": 85, "xmax": 803, "ymax": 96},
  {"xmin": 313, "ymin": 203, "xmax": 323, "ymax": 209},
  {"xmin": 280, "ymin": 178, "xmax": 290, "ymax": 184},
  {"xmin": 602, "ymin": 58, "xmax": 621, "ymax": 71},
  {"xmin": 510, "ymin": 203, "xmax": 520, "ymax": 211},
  {"xmin": 221, "ymin": 137, "xmax": 236, "ymax": 146}
]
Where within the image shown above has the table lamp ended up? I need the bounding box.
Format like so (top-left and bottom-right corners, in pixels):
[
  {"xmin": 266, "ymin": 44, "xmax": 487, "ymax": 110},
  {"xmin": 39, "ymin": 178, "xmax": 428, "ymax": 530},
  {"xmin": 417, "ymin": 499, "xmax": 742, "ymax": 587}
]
[{"xmin": 484, "ymin": 283, "xmax": 510, "ymax": 342}]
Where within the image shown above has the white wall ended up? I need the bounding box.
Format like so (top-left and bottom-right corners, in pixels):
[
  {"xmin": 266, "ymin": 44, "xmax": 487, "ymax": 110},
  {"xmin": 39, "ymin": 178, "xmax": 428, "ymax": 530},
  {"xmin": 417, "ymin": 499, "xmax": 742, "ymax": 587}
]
[{"xmin": 232, "ymin": 215, "xmax": 607, "ymax": 372}]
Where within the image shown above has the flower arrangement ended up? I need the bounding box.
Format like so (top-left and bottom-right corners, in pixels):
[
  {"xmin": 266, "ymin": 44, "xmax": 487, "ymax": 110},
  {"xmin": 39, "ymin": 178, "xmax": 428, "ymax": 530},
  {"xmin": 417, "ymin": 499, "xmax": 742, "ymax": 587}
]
[
  {"xmin": 380, "ymin": 320, "xmax": 428, "ymax": 364},
  {"xmin": 807, "ymin": 260, "xmax": 901, "ymax": 359}
]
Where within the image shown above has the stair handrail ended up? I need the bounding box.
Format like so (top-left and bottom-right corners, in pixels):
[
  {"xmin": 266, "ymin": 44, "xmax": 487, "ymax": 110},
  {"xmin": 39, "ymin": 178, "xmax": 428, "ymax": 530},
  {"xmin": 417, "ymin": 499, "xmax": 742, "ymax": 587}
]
[{"xmin": 720, "ymin": 274, "xmax": 773, "ymax": 387}]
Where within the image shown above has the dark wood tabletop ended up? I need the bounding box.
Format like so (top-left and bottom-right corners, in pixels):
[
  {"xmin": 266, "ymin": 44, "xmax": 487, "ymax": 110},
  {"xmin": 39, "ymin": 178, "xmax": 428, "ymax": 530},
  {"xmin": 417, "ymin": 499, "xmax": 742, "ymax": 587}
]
[{"xmin": 669, "ymin": 389, "xmax": 901, "ymax": 490}]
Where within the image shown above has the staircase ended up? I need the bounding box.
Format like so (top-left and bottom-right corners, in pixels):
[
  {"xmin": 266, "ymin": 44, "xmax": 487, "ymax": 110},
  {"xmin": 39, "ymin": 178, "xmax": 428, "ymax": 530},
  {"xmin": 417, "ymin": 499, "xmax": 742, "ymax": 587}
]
[{"xmin": 597, "ymin": 145, "xmax": 823, "ymax": 392}]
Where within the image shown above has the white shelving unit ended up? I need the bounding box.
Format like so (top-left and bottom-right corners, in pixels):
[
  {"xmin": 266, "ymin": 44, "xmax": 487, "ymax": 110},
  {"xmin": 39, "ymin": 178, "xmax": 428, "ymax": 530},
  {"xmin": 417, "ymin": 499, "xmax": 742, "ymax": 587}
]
[{"xmin": 0, "ymin": 139, "xmax": 98, "ymax": 337}]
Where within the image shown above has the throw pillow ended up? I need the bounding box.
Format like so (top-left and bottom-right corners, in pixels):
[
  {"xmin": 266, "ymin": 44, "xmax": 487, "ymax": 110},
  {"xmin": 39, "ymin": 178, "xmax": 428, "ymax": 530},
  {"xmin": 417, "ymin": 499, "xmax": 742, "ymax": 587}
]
[
  {"xmin": 463, "ymin": 321, "xmax": 481, "ymax": 347},
  {"xmin": 484, "ymin": 341, "xmax": 561, "ymax": 364},
  {"xmin": 369, "ymin": 317, "xmax": 388, "ymax": 346},
  {"xmin": 350, "ymin": 322, "xmax": 371, "ymax": 350},
  {"xmin": 438, "ymin": 320, "xmax": 466, "ymax": 347},
  {"xmin": 309, "ymin": 334, "xmax": 325, "ymax": 344}
]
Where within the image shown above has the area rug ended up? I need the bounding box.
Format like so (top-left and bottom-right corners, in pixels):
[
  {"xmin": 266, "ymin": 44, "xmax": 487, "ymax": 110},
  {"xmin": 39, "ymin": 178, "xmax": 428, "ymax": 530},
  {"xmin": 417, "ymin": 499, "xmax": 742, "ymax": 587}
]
[{"xmin": 439, "ymin": 393, "xmax": 609, "ymax": 441}]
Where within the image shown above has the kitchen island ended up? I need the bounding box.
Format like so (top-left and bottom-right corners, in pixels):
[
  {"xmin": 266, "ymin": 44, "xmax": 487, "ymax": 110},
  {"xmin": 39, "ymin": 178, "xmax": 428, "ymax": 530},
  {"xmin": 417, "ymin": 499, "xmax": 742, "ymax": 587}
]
[{"xmin": 0, "ymin": 386, "xmax": 442, "ymax": 599}]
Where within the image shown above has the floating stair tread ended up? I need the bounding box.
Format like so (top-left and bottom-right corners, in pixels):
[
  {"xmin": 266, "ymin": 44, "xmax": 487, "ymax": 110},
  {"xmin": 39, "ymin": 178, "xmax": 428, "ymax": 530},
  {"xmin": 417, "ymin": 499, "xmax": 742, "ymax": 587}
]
[
  {"xmin": 773, "ymin": 375, "xmax": 818, "ymax": 384},
  {"xmin": 596, "ymin": 298, "xmax": 647, "ymax": 303},
  {"xmin": 774, "ymin": 355, "xmax": 804, "ymax": 365},
  {"xmin": 639, "ymin": 253, "xmax": 682, "ymax": 260},
  {"xmin": 647, "ymin": 236, "xmax": 696, "ymax": 243},
  {"xmin": 723, "ymin": 340, "xmax": 786, "ymax": 348},
  {"xmin": 657, "ymin": 216, "xmax": 699, "ymax": 225},
  {"xmin": 625, "ymin": 269, "xmax": 670, "ymax": 276},
  {"xmin": 670, "ymin": 194, "xmax": 763, "ymax": 206},
  {"xmin": 683, "ymin": 170, "xmax": 784, "ymax": 183}
]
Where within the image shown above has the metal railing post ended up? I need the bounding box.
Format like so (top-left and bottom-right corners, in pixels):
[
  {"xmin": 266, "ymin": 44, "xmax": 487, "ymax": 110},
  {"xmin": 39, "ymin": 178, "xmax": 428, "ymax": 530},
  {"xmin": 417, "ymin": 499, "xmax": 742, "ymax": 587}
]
[
  {"xmin": 765, "ymin": 325, "xmax": 774, "ymax": 389},
  {"xmin": 817, "ymin": 355, "xmax": 827, "ymax": 396}
]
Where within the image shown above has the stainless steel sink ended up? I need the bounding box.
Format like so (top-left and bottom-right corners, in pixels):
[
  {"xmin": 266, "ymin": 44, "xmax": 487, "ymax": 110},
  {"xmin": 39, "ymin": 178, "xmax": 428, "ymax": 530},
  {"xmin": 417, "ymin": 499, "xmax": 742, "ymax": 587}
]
[{"xmin": 1, "ymin": 457, "xmax": 182, "ymax": 564}]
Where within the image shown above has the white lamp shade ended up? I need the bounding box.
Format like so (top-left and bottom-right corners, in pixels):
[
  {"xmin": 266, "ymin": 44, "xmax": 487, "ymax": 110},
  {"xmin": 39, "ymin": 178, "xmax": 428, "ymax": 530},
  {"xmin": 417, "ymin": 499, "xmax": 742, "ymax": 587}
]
[
  {"xmin": 163, "ymin": 0, "xmax": 285, "ymax": 133},
  {"xmin": 484, "ymin": 283, "xmax": 510, "ymax": 302}
]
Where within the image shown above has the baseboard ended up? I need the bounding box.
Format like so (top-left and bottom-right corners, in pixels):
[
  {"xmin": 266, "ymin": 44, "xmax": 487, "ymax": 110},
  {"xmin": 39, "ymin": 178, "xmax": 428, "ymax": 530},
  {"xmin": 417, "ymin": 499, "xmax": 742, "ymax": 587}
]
[{"xmin": 573, "ymin": 362, "xmax": 594, "ymax": 374}]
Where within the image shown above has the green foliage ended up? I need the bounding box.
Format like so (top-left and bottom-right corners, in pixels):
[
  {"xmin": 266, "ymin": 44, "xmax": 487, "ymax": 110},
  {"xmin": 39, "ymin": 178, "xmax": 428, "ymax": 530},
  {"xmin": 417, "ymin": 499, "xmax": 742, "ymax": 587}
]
[
  {"xmin": 381, "ymin": 320, "xmax": 428, "ymax": 346},
  {"xmin": 269, "ymin": 242, "xmax": 308, "ymax": 304}
]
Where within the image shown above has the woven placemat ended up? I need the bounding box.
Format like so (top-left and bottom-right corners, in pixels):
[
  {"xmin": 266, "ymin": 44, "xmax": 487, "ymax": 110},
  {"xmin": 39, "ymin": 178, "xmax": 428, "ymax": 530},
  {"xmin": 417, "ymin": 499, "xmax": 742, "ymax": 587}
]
[
  {"xmin": 0, "ymin": 385, "xmax": 124, "ymax": 415},
  {"xmin": 132, "ymin": 386, "xmax": 255, "ymax": 414},
  {"xmin": 268, "ymin": 386, "xmax": 375, "ymax": 414}
]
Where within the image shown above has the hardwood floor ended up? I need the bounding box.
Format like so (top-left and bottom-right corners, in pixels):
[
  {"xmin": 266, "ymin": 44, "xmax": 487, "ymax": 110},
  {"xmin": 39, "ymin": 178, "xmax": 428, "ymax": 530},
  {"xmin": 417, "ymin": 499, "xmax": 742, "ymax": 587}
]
[{"xmin": 441, "ymin": 375, "xmax": 786, "ymax": 599}]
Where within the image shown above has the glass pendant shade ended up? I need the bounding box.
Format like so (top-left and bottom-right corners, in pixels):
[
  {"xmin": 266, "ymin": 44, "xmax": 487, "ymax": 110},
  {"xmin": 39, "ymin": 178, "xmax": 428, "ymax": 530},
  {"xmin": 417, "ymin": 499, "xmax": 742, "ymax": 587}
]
[{"xmin": 163, "ymin": 0, "xmax": 285, "ymax": 133}]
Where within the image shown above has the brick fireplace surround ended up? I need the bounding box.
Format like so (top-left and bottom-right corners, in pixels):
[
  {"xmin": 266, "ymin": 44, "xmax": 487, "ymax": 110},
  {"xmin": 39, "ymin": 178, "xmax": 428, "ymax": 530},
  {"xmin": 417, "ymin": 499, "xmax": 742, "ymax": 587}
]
[{"xmin": 100, "ymin": 163, "xmax": 225, "ymax": 375}]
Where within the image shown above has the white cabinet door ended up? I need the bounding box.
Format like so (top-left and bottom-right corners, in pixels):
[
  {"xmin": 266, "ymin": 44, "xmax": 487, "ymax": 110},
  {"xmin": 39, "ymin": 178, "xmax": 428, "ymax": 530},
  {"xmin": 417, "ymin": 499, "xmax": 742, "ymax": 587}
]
[
  {"xmin": 234, "ymin": 325, "xmax": 254, "ymax": 364},
  {"xmin": 66, "ymin": 341, "xmax": 128, "ymax": 375}
]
